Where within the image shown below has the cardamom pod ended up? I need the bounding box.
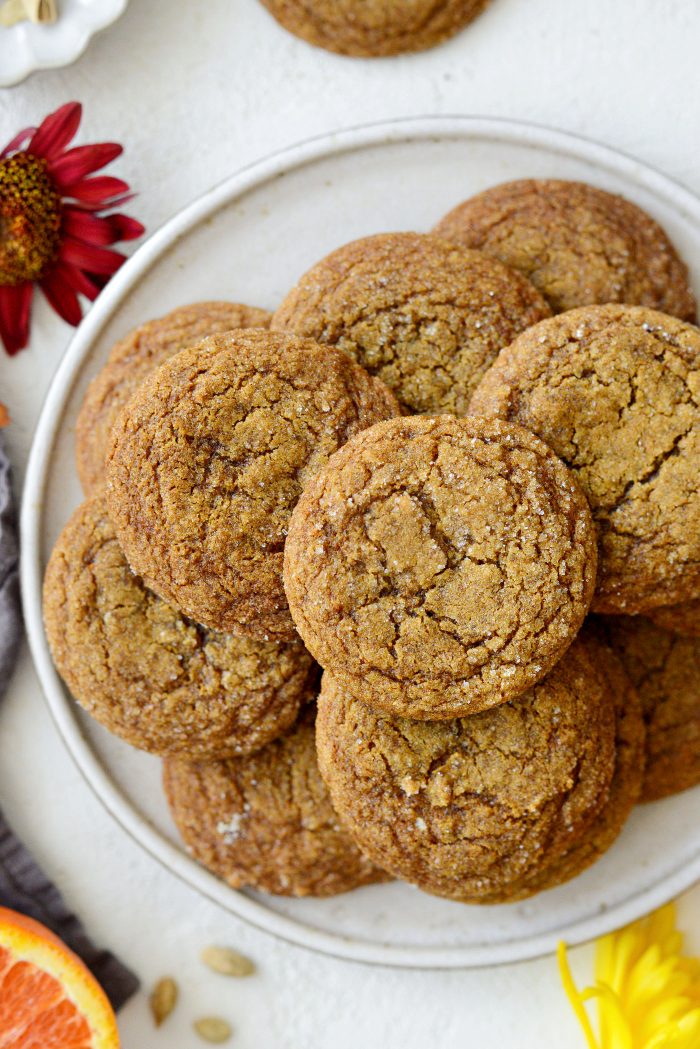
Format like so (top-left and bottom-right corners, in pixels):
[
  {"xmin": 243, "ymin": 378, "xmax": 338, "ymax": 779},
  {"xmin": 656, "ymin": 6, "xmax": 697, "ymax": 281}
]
[
  {"xmin": 201, "ymin": 945, "xmax": 255, "ymax": 977},
  {"xmin": 149, "ymin": 976, "xmax": 178, "ymax": 1027},
  {"xmin": 194, "ymin": 1016, "xmax": 233, "ymax": 1043}
]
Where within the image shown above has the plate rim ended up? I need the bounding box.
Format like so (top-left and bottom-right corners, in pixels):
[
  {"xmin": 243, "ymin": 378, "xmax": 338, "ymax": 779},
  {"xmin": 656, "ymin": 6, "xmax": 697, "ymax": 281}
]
[{"xmin": 20, "ymin": 113, "xmax": 700, "ymax": 969}]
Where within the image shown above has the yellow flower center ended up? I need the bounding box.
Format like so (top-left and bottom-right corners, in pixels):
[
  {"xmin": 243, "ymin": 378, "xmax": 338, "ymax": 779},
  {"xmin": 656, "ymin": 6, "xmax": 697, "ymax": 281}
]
[{"xmin": 0, "ymin": 152, "xmax": 62, "ymax": 286}]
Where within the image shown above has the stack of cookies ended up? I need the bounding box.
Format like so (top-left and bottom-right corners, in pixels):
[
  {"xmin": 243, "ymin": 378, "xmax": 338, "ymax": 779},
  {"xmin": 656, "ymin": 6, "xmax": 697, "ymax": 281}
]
[{"xmin": 43, "ymin": 178, "xmax": 700, "ymax": 906}]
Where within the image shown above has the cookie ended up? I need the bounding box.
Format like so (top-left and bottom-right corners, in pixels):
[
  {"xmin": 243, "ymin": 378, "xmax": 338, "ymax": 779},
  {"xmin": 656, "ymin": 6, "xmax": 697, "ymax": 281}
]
[
  {"xmin": 105, "ymin": 329, "xmax": 400, "ymax": 641},
  {"xmin": 435, "ymin": 179, "xmax": 696, "ymax": 318},
  {"xmin": 602, "ymin": 615, "xmax": 700, "ymax": 802},
  {"xmin": 469, "ymin": 305, "xmax": 700, "ymax": 614},
  {"xmin": 316, "ymin": 632, "xmax": 619, "ymax": 903},
  {"xmin": 473, "ymin": 629, "xmax": 644, "ymax": 901},
  {"xmin": 648, "ymin": 599, "xmax": 700, "ymax": 638},
  {"xmin": 272, "ymin": 232, "xmax": 550, "ymax": 415},
  {"xmin": 284, "ymin": 414, "xmax": 597, "ymax": 719},
  {"xmin": 257, "ymin": 0, "xmax": 491, "ymax": 58},
  {"xmin": 43, "ymin": 495, "xmax": 317, "ymax": 758},
  {"xmin": 163, "ymin": 712, "xmax": 385, "ymax": 896},
  {"xmin": 76, "ymin": 302, "xmax": 271, "ymax": 496}
]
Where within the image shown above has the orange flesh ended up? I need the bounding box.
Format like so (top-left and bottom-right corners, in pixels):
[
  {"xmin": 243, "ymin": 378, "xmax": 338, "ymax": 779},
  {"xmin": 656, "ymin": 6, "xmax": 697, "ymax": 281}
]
[{"xmin": 0, "ymin": 944, "xmax": 94, "ymax": 1048}]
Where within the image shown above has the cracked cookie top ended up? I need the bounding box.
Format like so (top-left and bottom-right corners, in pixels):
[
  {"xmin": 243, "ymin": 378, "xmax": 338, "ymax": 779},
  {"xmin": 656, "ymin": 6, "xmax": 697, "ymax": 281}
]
[
  {"xmin": 105, "ymin": 329, "xmax": 401, "ymax": 640},
  {"xmin": 257, "ymin": 0, "xmax": 491, "ymax": 57},
  {"xmin": 43, "ymin": 495, "xmax": 318, "ymax": 759},
  {"xmin": 284, "ymin": 414, "xmax": 597, "ymax": 718},
  {"xmin": 315, "ymin": 631, "xmax": 617, "ymax": 903},
  {"xmin": 473, "ymin": 627, "xmax": 644, "ymax": 901},
  {"xmin": 76, "ymin": 301, "xmax": 271, "ymax": 496},
  {"xmin": 163, "ymin": 711, "xmax": 387, "ymax": 897},
  {"xmin": 603, "ymin": 615, "xmax": 700, "ymax": 802},
  {"xmin": 272, "ymin": 231, "xmax": 551, "ymax": 415},
  {"xmin": 435, "ymin": 179, "xmax": 696, "ymax": 318},
  {"xmin": 469, "ymin": 305, "xmax": 700, "ymax": 614}
]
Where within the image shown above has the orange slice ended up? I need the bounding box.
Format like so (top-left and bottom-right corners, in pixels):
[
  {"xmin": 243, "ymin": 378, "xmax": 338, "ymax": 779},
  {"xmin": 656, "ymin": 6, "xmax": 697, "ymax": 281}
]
[{"xmin": 0, "ymin": 906, "xmax": 120, "ymax": 1048}]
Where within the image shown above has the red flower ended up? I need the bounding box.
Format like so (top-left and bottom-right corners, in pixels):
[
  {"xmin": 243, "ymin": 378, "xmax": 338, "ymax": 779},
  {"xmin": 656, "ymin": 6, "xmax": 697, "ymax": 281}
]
[{"xmin": 0, "ymin": 102, "xmax": 144, "ymax": 355}]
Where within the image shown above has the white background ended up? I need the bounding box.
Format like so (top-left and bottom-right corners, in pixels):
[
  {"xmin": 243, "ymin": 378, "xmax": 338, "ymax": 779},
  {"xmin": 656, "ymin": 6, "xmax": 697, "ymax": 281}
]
[{"xmin": 2, "ymin": 1, "xmax": 700, "ymax": 1045}]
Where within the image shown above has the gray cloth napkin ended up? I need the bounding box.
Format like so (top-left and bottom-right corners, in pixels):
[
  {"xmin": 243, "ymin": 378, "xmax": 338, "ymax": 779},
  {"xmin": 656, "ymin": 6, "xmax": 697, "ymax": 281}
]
[{"xmin": 0, "ymin": 434, "xmax": 139, "ymax": 1010}]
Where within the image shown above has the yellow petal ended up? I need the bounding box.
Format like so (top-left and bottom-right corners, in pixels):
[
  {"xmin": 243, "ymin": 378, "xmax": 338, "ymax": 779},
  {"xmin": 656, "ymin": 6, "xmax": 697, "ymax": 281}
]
[
  {"xmin": 558, "ymin": 942, "xmax": 600, "ymax": 1049},
  {"xmin": 607, "ymin": 926, "xmax": 646, "ymax": 996},
  {"xmin": 561, "ymin": 907, "xmax": 700, "ymax": 1049},
  {"xmin": 587, "ymin": 985, "xmax": 634, "ymax": 1049},
  {"xmin": 635, "ymin": 995, "xmax": 696, "ymax": 1039},
  {"xmin": 627, "ymin": 951, "xmax": 684, "ymax": 1010}
]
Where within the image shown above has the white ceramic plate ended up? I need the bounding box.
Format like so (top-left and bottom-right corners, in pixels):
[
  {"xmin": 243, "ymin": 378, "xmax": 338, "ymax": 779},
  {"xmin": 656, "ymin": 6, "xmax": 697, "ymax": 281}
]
[
  {"xmin": 21, "ymin": 117, "xmax": 700, "ymax": 969},
  {"xmin": 0, "ymin": 0, "xmax": 128, "ymax": 87}
]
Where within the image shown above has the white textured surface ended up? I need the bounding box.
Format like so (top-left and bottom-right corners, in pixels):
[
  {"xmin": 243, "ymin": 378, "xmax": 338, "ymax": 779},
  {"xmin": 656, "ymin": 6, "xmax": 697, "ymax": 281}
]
[{"xmin": 2, "ymin": 0, "xmax": 700, "ymax": 1044}]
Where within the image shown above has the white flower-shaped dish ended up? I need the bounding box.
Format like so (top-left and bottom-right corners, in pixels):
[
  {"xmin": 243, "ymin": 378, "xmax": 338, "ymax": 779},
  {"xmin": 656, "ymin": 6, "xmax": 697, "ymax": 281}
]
[{"xmin": 0, "ymin": 0, "xmax": 128, "ymax": 87}]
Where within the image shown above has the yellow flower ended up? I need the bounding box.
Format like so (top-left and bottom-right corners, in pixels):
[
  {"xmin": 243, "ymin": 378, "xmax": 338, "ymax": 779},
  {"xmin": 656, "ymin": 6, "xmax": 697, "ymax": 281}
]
[{"xmin": 559, "ymin": 904, "xmax": 700, "ymax": 1048}]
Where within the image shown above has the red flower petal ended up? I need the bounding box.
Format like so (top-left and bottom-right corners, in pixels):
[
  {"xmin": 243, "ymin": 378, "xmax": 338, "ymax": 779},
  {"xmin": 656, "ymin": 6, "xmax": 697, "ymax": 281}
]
[
  {"xmin": 58, "ymin": 262, "xmax": 102, "ymax": 301},
  {"xmin": 0, "ymin": 283, "xmax": 34, "ymax": 356},
  {"xmin": 63, "ymin": 192, "xmax": 136, "ymax": 213},
  {"xmin": 105, "ymin": 213, "xmax": 145, "ymax": 241},
  {"xmin": 1, "ymin": 126, "xmax": 36, "ymax": 159},
  {"xmin": 60, "ymin": 174, "xmax": 131, "ymax": 205},
  {"xmin": 58, "ymin": 236, "xmax": 126, "ymax": 276},
  {"xmin": 28, "ymin": 102, "xmax": 82, "ymax": 161},
  {"xmin": 49, "ymin": 142, "xmax": 123, "ymax": 188},
  {"xmin": 62, "ymin": 208, "xmax": 118, "ymax": 245},
  {"xmin": 62, "ymin": 208, "xmax": 144, "ymax": 246},
  {"xmin": 39, "ymin": 264, "xmax": 83, "ymax": 327}
]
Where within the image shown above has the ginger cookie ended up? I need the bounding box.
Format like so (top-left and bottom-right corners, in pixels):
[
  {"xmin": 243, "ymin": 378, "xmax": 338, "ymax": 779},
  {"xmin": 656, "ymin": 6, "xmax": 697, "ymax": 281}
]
[
  {"xmin": 257, "ymin": 0, "xmax": 491, "ymax": 58},
  {"xmin": 474, "ymin": 630, "xmax": 644, "ymax": 901},
  {"xmin": 163, "ymin": 712, "xmax": 385, "ymax": 896},
  {"xmin": 272, "ymin": 232, "xmax": 550, "ymax": 415},
  {"xmin": 76, "ymin": 301, "xmax": 270, "ymax": 496},
  {"xmin": 315, "ymin": 632, "xmax": 619, "ymax": 903},
  {"xmin": 602, "ymin": 615, "xmax": 700, "ymax": 802},
  {"xmin": 435, "ymin": 179, "xmax": 696, "ymax": 319},
  {"xmin": 648, "ymin": 599, "xmax": 700, "ymax": 638},
  {"xmin": 105, "ymin": 329, "xmax": 400, "ymax": 641},
  {"xmin": 470, "ymin": 305, "xmax": 700, "ymax": 615},
  {"xmin": 284, "ymin": 414, "xmax": 597, "ymax": 719},
  {"xmin": 43, "ymin": 495, "xmax": 317, "ymax": 759}
]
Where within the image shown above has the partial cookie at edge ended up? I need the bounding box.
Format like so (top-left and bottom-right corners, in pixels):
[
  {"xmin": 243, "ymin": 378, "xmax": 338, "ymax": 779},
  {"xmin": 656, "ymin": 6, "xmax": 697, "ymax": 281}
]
[
  {"xmin": 272, "ymin": 231, "xmax": 551, "ymax": 415},
  {"xmin": 602, "ymin": 614, "xmax": 700, "ymax": 802},
  {"xmin": 43, "ymin": 494, "xmax": 317, "ymax": 758},
  {"xmin": 469, "ymin": 304, "xmax": 700, "ymax": 614},
  {"xmin": 435, "ymin": 179, "xmax": 696, "ymax": 319},
  {"xmin": 258, "ymin": 0, "xmax": 492, "ymax": 58},
  {"xmin": 164, "ymin": 711, "xmax": 387, "ymax": 896}
]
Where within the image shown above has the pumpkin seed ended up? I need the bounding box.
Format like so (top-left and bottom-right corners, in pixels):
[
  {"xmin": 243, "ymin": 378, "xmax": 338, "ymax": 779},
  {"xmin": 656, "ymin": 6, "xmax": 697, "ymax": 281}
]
[
  {"xmin": 201, "ymin": 945, "xmax": 255, "ymax": 977},
  {"xmin": 149, "ymin": 976, "xmax": 178, "ymax": 1026},
  {"xmin": 194, "ymin": 1016, "xmax": 232, "ymax": 1043}
]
